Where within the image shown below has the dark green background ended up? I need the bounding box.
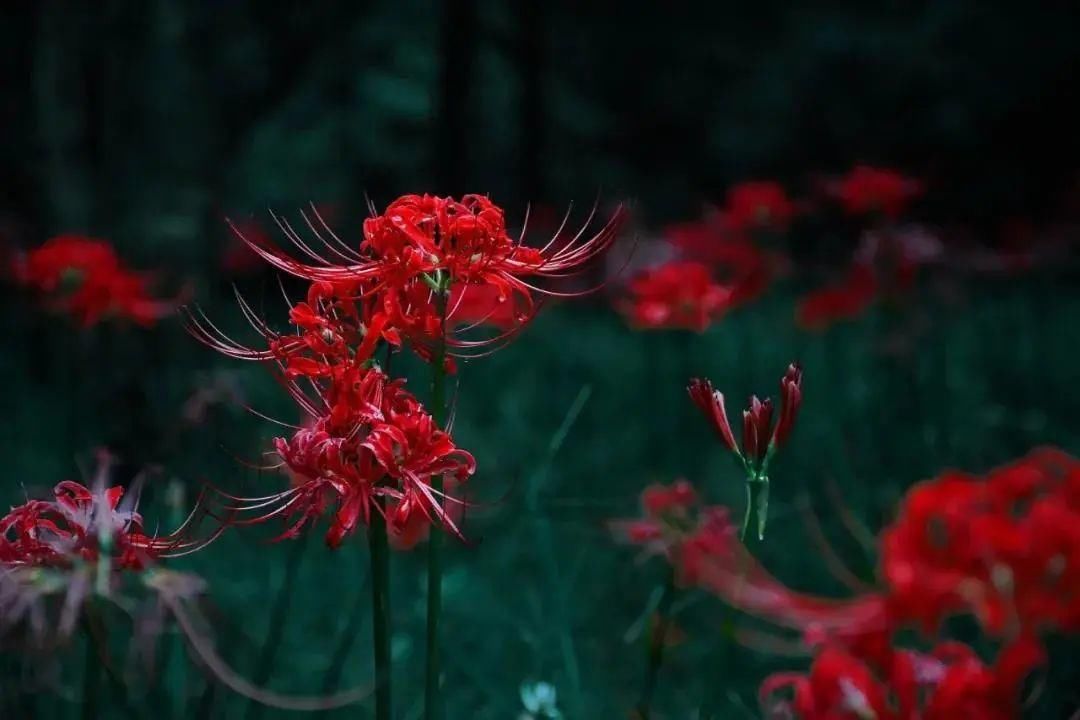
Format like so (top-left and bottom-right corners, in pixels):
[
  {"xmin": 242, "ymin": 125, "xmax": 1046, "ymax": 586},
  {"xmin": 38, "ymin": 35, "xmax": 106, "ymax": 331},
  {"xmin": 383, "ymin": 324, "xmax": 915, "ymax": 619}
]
[{"xmin": 2, "ymin": 2, "xmax": 1079, "ymax": 718}]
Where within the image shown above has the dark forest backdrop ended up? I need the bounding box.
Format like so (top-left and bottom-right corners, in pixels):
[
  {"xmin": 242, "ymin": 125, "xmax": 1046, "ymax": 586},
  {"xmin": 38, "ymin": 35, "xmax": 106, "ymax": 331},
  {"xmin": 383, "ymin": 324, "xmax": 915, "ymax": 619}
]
[{"xmin": 2, "ymin": 2, "xmax": 1080, "ymax": 719}]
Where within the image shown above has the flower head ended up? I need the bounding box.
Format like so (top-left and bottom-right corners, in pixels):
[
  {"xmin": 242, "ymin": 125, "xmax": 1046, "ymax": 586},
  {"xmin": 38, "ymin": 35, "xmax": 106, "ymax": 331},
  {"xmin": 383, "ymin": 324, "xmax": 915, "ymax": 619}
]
[
  {"xmin": 828, "ymin": 166, "xmax": 924, "ymax": 220},
  {"xmin": 796, "ymin": 264, "xmax": 878, "ymax": 331},
  {"xmin": 14, "ymin": 235, "xmax": 178, "ymax": 327},
  {"xmin": 620, "ymin": 261, "xmax": 732, "ymax": 332},
  {"xmin": 217, "ymin": 367, "xmax": 475, "ymax": 548},
  {"xmin": 688, "ymin": 363, "xmax": 803, "ymax": 472},
  {"xmin": 724, "ymin": 181, "xmax": 796, "ymax": 234}
]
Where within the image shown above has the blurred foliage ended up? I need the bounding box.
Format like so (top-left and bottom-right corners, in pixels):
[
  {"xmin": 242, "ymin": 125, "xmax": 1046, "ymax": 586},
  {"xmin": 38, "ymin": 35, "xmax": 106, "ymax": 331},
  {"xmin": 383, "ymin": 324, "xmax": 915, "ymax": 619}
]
[{"xmin": 2, "ymin": 1, "xmax": 1080, "ymax": 718}]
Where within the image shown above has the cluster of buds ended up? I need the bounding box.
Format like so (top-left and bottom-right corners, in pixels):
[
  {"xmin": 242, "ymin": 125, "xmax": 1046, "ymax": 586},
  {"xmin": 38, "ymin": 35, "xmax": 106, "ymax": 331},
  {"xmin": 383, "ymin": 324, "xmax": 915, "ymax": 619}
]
[{"xmin": 687, "ymin": 363, "xmax": 803, "ymax": 539}]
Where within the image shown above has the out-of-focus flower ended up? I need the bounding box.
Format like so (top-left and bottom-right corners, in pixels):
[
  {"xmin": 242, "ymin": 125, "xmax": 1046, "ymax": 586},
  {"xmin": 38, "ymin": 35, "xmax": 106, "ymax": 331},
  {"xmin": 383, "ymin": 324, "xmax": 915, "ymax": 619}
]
[
  {"xmin": 880, "ymin": 447, "xmax": 1080, "ymax": 637},
  {"xmin": 827, "ymin": 166, "xmax": 924, "ymax": 220},
  {"xmin": 0, "ymin": 467, "xmax": 204, "ymax": 572},
  {"xmin": 761, "ymin": 635, "xmax": 1044, "ymax": 720},
  {"xmin": 664, "ymin": 217, "xmax": 779, "ymax": 307},
  {"xmin": 518, "ymin": 681, "xmax": 564, "ymax": 720},
  {"xmin": 619, "ymin": 261, "xmax": 732, "ymax": 331},
  {"xmin": 795, "ymin": 265, "xmax": 878, "ymax": 330},
  {"xmin": 13, "ymin": 235, "xmax": 180, "ymax": 327},
  {"xmin": 642, "ymin": 449, "xmax": 1076, "ymax": 719},
  {"xmin": 724, "ymin": 181, "xmax": 796, "ymax": 234}
]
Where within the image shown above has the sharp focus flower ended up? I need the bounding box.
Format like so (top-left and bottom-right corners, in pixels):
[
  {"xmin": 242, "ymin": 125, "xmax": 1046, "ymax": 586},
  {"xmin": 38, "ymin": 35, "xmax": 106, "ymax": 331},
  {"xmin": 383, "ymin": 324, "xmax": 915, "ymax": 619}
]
[
  {"xmin": 687, "ymin": 364, "xmax": 803, "ymax": 539},
  {"xmin": 214, "ymin": 367, "xmax": 475, "ymax": 548}
]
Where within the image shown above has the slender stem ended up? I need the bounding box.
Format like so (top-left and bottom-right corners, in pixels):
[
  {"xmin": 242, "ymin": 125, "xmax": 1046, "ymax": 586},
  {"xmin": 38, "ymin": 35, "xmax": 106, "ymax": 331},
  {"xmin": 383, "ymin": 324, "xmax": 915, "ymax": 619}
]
[
  {"xmin": 637, "ymin": 565, "xmax": 676, "ymax": 720},
  {"xmin": 425, "ymin": 284, "xmax": 449, "ymax": 720},
  {"xmin": 245, "ymin": 532, "xmax": 312, "ymax": 720},
  {"xmin": 369, "ymin": 501, "xmax": 392, "ymax": 720},
  {"xmin": 81, "ymin": 615, "xmax": 101, "ymax": 720}
]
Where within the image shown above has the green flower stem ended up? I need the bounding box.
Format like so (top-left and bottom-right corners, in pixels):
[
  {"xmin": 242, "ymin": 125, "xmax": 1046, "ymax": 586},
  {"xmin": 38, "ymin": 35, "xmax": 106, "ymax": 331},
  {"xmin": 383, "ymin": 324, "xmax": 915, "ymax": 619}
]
[
  {"xmin": 425, "ymin": 280, "xmax": 449, "ymax": 720},
  {"xmin": 369, "ymin": 500, "xmax": 392, "ymax": 720},
  {"xmin": 637, "ymin": 565, "xmax": 677, "ymax": 720},
  {"xmin": 245, "ymin": 532, "xmax": 312, "ymax": 720},
  {"xmin": 81, "ymin": 614, "xmax": 101, "ymax": 720}
]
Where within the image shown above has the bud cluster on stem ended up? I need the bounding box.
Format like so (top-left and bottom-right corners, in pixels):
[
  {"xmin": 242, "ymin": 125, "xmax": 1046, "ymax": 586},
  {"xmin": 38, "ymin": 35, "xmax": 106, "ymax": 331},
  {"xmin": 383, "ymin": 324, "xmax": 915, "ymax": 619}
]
[{"xmin": 687, "ymin": 363, "xmax": 803, "ymax": 539}]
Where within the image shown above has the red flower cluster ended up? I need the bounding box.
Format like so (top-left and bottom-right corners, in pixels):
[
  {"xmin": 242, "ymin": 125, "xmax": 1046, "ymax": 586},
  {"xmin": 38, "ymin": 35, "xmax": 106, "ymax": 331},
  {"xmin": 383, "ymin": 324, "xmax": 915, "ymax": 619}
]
[
  {"xmin": 252, "ymin": 367, "xmax": 475, "ymax": 549},
  {"xmin": 724, "ymin": 181, "xmax": 797, "ymax": 234},
  {"xmin": 881, "ymin": 447, "xmax": 1080, "ymax": 637},
  {"xmin": 619, "ymin": 261, "xmax": 733, "ymax": 332},
  {"xmin": 13, "ymin": 235, "xmax": 177, "ymax": 327},
  {"xmin": 227, "ymin": 195, "xmax": 621, "ymax": 361},
  {"xmin": 0, "ymin": 480, "xmax": 184, "ymax": 571},
  {"xmin": 828, "ymin": 165, "xmax": 924, "ymax": 220},
  {"xmin": 795, "ymin": 264, "xmax": 878, "ymax": 330},
  {"xmin": 628, "ymin": 449, "xmax": 1079, "ymax": 719},
  {"xmin": 190, "ymin": 194, "xmax": 620, "ymax": 548},
  {"xmin": 761, "ymin": 636, "xmax": 1043, "ymax": 720}
]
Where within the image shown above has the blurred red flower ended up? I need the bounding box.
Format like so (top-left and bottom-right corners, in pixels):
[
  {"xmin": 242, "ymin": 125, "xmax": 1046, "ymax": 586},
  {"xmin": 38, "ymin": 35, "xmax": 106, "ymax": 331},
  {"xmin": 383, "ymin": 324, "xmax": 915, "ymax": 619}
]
[
  {"xmin": 724, "ymin": 181, "xmax": 796, "ymax": 234},
  {"xmin": 619, "ymin": 261, "xmax": 732, "ymax": 332},
  {"xmin": 14, "ymin": 235, "xmax": 177, "ymax": 327},
  {"xmin": 0, "ymin": 456, "xmax": 206, "ymax": 570},
  {"xmin": 795, "ymin": 264, "xmax": 878, "ymax": 330},
  {"xmin": 828, "ymin": 166, "xmax": 924, "ymax": 219}
]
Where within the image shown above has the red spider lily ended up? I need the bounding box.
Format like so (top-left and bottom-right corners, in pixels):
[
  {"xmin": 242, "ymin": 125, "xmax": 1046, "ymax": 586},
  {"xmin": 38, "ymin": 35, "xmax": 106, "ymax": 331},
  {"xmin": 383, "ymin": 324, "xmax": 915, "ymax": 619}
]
[
  {"xmin": 216, "ymin": 368, "xmax": 475, "ymax": 547},
  {"xmin": 447, "ymin": 282, "xmax": 526, "ymax": 330},
  {"xmin": 619, "ymin": 261, "xmax": 733, "ymax": 332},
  {"xmin": 610, "ymin": 480, "xmax": 741, "ymax": 586},
  {"xmin": 688, "ymin": 363, "xmax": 803, "ymax": 469},
  {"xmin": 232, "ymin": 195, "xmax": 623, "ymax": 315},
  {"xmin": 796, "ymin": 264, "xmax": 878, "ymax": 330},
  {"xmin": 724, "ymin": 181, "xmax": 796, "ymax": 234},
  {"xmin": 761, "ymin": 636, "xmax": 1044, "ymax": 720},
  {"xmin": 13, "ymin": 235, "xmax": 179, "ymax": 327},
  {"xmin": 880, "ymin": 447, "xmax": 1080, "ymax": 637},
  {"xmin": 827, "ymin": 166, "xmax": 924, "ymax": 220},
  {"xmin": 0, "ymin": 479, "xmax": 207, "ymax": 570},
  {"xmin": 664, "ymin": 218, "xmax": 779, "ymax": 307}
]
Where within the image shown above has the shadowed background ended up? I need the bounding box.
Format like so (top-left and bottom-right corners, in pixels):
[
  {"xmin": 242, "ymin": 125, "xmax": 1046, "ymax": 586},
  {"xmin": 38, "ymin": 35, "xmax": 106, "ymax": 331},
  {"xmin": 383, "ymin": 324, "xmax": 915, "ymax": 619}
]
[{"xmin": 2, "ymin": 2, "xmax": 1080, "ymax": 718}]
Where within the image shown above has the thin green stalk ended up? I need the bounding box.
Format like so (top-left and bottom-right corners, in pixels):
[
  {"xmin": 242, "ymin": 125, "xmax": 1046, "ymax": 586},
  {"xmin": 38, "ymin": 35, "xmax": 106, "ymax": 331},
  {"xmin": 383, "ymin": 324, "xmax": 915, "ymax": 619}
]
[
  {"xmin": 317, "ymin": 561, "xmax": 370, "ymax": 714},
  {"xmin": 637, "ymin": 565, "xmax": 676, "ymax": 720},
  {"xmin": 369, "ymin": 501, "xmax": 392, "ymax": 720},
  {"xmin": 425, "ymin": 281, "xmax": 449, "ymax": 720},
  {"xmin": 81, "ymin": 616, "xmax": 101, "ymax": 720},
  {"xmin": 245, "ymin": 532, "xmax": 312, "ymax": 720}
]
